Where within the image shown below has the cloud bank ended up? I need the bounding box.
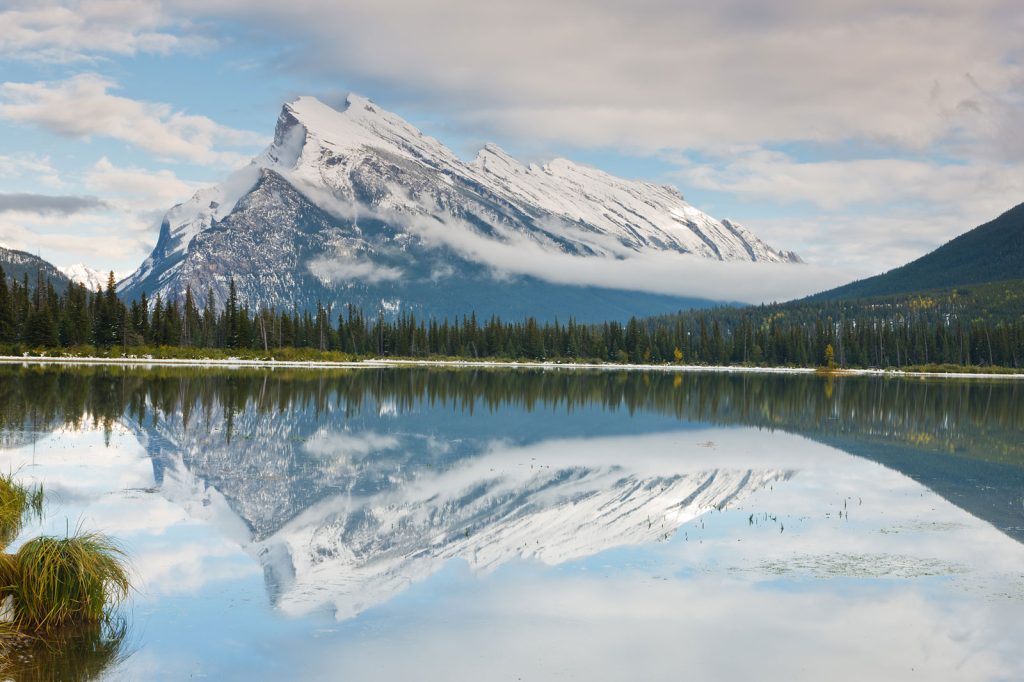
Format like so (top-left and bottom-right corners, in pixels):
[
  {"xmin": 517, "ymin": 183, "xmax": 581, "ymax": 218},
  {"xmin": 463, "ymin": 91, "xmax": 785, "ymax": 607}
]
[
  {"xmin": 0, "ymin": 192, "xmax": 105, "ymax": 216},
  {"xmin": 0, "ymin": 0, "xmax": 208, "ymax": 62},
  {"xmin": 364, "ymin": 209, "xmax": 846, "ymax": 303},
  {"xmin": 0, "ymin": 74, "xmax": 265, "ymax": 166}
]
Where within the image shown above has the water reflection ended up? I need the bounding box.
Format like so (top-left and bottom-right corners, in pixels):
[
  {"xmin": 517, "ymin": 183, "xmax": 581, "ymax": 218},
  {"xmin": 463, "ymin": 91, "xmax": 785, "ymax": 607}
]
[
  {"xmin": 0, "ymin": 364, "xmax": 1022, "ymax": 680},
  {"xmin": 1, "ymin": 619, "xmax": 130, "ymax": 682},
  {"xmin": 2, "ymin": 365, "xmax": 1020, "ymax": 539}
]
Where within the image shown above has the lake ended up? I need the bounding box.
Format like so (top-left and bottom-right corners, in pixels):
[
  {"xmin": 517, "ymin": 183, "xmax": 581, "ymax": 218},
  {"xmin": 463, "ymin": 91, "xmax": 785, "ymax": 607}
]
[{"xmin": 0, "ymin": 364, "xmax": 1022, "ymax": 681}]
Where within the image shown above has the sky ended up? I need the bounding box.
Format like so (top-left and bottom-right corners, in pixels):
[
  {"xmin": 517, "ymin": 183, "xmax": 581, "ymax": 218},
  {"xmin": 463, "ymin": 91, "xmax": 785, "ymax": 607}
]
[{"xmin": 0, "ymin": 0, "xmax": 1022, "ymax": 287}]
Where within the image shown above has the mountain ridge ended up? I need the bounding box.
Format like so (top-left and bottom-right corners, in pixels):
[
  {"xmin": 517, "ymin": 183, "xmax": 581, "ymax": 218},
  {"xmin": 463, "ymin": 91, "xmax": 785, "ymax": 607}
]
[
  {"xmin": 0, "ymin": 245, "xmax": 70, "ymax": 289},
  {"xmin": 119, "ymin": 94, "xmax": 800, "ymax": 320},
  {"xmin": 808, "ymin": 202, "xmax": 1024, "ymax": 301}
]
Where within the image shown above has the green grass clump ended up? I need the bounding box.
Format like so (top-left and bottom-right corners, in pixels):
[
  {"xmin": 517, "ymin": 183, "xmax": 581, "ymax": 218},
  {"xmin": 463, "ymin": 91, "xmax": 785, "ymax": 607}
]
[
  {"xmin": 9, "ymin": 534, "xmax": 130, "ymax": 633},
  {"xmin": 0, "ymin": 474, "xmax": 43, "ymax": 549},
  {"xmin": 0, "ymin": 552, "xmax": 16, "ymax": 592}
]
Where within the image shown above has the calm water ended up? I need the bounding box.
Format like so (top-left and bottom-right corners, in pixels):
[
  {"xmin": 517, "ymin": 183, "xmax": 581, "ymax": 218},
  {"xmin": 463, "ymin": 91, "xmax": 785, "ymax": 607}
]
[{"xmin": 1, "ymin": 365, "xmax": 1022, "ymax": 681}]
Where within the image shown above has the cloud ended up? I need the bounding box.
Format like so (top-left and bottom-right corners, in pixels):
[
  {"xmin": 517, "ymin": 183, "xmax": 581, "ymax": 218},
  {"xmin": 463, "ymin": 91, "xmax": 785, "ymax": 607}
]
[
  {"xmin": 0, "ymin": 74, "xmax": 267, "ymax": 166},
  {"xmin": 0, "ymin": 0, "xmax": 209, "ymax": 62},
  {"xmin": 85, "ymin": 157, "xmax": 203, "ymax": 215},
  {"xmin": 169, "ymin": 0, "xmax": 1024, "ymax": 156},
  {"xmin": 307, "ymin": 254, "xmax": 405, "ymax": 285},
  {"xmin": 0, "ymin": 153, "xmax": 63, "ymax": 187},
  {"xmin": 670, "ymin": 151, "xmax": 1024, "ymax": 212},
  {"xmin": 0, "ymin": 213, "xmax": 150, "ymax": 267},
  {"xmin": 0, "ymin": 159, "xmax": 204, "ymax": 274},
  {"xmin": 0, "ymin": 192, "xmax": 106, "ymax": 215},
  {"xmin": 667, "ymin": 149, "xmax": 1024, "ymax": 274},
  {"xmin": 398, "ymin": 211, "xmax": 848, "ymax": 303}
]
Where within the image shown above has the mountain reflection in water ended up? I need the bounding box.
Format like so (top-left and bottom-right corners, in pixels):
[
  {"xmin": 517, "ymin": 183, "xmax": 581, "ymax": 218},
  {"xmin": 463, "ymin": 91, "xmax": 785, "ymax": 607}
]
[{"xmin": 0, "ymin": 364, "xmax": 1022, "ymax": 680}]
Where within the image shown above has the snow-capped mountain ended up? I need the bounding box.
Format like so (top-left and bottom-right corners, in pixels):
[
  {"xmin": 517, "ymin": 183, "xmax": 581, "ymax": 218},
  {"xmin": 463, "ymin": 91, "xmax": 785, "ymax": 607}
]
[
  {"xmin": 60, "ymin": 263, "xmax": 125, "ymax": 292},
  {"xmin": 120, "ymin": 94, "xmax": 800, "ymax": 320}
]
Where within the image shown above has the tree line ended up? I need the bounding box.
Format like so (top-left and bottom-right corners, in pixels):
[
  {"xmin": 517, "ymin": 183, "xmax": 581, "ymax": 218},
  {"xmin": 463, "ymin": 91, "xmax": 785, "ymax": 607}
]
[{"xmin": 1, "ymin": 267, "xmax": 1022, "ymax": 368}]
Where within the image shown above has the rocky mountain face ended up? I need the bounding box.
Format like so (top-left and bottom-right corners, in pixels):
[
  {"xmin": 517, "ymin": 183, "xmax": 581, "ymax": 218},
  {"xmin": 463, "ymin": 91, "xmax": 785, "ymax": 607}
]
[{"xmin": 120, "ymin": 95, "xmax": 801, "ymax": 321}]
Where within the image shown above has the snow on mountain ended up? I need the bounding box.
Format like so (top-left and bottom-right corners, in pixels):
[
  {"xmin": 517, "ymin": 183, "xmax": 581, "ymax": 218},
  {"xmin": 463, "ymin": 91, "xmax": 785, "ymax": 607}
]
[
  {"xmin": 0, "ymin": 245, "xmax": 69, "ymax": 288},
  {"xmin": 61, "ymin": 263, "xmax": 126, "ymax": 291},
  {"xmin": 120, "ymin": 94, "xmax": 801, "ymax": 319}
]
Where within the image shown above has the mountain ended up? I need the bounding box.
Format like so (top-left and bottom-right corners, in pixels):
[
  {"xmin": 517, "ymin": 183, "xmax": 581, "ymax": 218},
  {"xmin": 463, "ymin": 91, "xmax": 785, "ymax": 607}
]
[
  {"xmin": 0, "ymin": 245, "xmax": 69, "ymax": 288},
  {"xmin": 120, "ymin": 94, "xmax": 800, "ymax": 321},
  {"xmin": 60, "ymin": 263, "xmax": 124, "ymax": 292},
  {"xmin": 810, "ymin": 202, "xmax": 1024, "ymax": 301}
]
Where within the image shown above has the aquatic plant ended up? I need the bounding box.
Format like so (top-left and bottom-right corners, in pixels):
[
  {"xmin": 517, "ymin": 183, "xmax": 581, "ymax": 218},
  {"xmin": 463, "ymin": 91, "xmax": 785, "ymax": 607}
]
[{"xmin": 8, "ymin": 534, "xmax": 130, "ymax": 633}]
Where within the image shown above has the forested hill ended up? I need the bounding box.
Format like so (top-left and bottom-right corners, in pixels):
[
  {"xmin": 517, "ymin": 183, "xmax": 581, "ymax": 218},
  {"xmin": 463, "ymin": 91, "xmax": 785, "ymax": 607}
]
[
  {"xmin": 0, "ymin": 245, "xmax": 69, "ymax": 289},
  {"xmin": 808, "ymin": 202, "xmax": 1024, "ymax": 301}
]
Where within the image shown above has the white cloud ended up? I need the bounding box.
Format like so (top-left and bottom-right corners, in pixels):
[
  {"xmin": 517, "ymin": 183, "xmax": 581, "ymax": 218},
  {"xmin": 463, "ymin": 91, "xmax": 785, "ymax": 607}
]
[
  {"xmin": 307, "ymin": 254, "xmax": 405, "ymax": 285},
  {"xmin": 668, "ymin": 149, "xmax": 1024, "ymax": 274},
  {"xmin": 0, "ymin": 74, "xmax": 266, "ymax": 166},
  {"xmin": 85, "ymin": 157, "xmax": 203, "ymax": 213},
  {"xmin": 670, "ymin": 151, "xmax": 1024, "ymax": 212},
  {"xmin": 399, "ymin": 210, "xmax": 848, "ymax": 303},
  {"xmin": 0, "ymin": 152, "xmax": 63, "ymax": 187},
  {"xmin": 170, "ymin": 0, "xmax": 1024, "ymax": 156},
  {"xmin": 0, "ymin": 211, "xmax": 151, "ymax": 269},
  {"xmin": 0, "ymin": 158, "xmax": 205, "ymax": 272},
  {"xmin": 0, "ymin": 0, "xmax": 209, "ymax": 62}
]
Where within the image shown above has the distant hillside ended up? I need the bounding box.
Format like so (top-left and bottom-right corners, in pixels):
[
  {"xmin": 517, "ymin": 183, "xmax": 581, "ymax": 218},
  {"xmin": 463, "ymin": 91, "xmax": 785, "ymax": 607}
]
[
  {"xmin": 810, "ymin": 202, "xmax": 1024, "ymax": 301},
  {"xmin": 0, "ymin": 245, "xmax": 70, "ymax": 288}
]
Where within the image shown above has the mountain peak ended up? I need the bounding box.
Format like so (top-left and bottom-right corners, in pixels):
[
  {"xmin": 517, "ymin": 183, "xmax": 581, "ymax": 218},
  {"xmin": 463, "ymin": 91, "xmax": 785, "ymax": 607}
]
[
  {"xmin": 122, "ymin": 92, "xmax": 802, "ymax": 316},
  {"xmin": 473, "ymin": 143, "xmax": 522, "ymax": 170},
  {"xmin": 275, "ymin": 92, "xmax": 452, "ymax": 171}
]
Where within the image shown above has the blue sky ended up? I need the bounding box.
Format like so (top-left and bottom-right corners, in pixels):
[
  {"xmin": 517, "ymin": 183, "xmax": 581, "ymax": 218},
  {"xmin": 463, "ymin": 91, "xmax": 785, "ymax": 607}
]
[{"xmin": 1, "ymin": 0, "xmax": 1022, "ymax": 282}]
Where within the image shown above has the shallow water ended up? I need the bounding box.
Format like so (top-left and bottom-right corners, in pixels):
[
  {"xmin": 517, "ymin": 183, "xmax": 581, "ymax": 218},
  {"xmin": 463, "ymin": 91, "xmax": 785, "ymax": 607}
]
[{"xmin": 0, "ymin": 365, "xmax": 1022, "ymax": 681}]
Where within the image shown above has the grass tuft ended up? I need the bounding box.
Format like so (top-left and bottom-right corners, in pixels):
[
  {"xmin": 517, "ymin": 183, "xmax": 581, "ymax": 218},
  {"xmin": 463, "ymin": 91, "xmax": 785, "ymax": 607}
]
[
  {"xmin": 0, "ymin": 473, "xmax": 43, "ymax": 550},
  {"xmin": 10, "ymin": 534, "xmax": 130, "ymax": 632}
]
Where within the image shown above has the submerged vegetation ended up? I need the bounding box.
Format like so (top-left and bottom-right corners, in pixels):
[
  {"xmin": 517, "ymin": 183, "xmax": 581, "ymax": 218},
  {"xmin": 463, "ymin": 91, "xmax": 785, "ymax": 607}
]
[{"xmin": 0, "ymin": 473, "xmax": 130, "ymax": 677}]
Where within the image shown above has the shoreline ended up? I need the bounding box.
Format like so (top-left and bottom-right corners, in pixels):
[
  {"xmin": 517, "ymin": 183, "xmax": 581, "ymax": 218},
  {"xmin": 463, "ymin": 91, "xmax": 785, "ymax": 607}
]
[{"xmin": 0, "ymin": 355, "xmax": 1021, "ymax": 379}]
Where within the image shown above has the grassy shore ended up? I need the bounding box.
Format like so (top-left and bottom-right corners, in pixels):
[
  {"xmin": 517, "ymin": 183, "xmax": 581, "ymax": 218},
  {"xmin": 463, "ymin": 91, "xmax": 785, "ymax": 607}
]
[{"xmin": 0, "ymin": 346, "xmax": 1022, "ymax": 378}]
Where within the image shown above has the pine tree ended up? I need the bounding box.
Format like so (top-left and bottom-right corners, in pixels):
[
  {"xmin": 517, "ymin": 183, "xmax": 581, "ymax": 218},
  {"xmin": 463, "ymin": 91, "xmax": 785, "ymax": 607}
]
[
  {"xmin": 0, "ymin": 265, "xmax": 14, "ymax": 343},
  {"xmin": 225, "ymin": 279, "xmax": 240, "ymax": 348}
]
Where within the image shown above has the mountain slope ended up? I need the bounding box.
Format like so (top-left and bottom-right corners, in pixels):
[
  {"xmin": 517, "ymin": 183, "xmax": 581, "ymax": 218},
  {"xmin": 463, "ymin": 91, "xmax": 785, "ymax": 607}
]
[
  {"xmin": 120, "ymin": 94, "xmax": 800, "ymax": 320},
  {"xmin": 0, "ymin": 245, "xmax": 69, "ymax": 288},
  {"xmin": 810, "ymin": 202, "xmax": 1024, "ymax": 301}
]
